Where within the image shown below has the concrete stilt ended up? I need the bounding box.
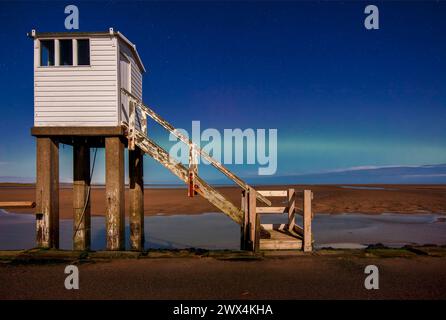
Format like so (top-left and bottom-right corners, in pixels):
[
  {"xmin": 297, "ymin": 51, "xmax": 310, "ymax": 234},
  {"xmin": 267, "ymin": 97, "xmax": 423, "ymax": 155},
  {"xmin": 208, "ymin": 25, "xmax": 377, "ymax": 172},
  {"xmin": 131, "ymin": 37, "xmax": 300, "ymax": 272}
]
[
  {"xmin": 73, "ymin": 140, "xmax": 91, "ymax": 251},
  {"xmin": 129, "ymin": 146, "xmax": 144, "ymax": 251},
  {"xmin": 105, "ymin": 137, "xmax": 125, "ymax": 250},
  {"xmin": 35, "ymin": 137, "xmax": 59, "ymax": 248}
]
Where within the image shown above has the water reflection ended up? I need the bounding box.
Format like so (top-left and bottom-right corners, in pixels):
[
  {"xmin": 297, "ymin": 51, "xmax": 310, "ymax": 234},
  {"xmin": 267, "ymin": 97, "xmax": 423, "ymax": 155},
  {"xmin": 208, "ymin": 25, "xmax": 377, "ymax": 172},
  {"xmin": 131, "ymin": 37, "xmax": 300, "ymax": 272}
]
[{"xmin": 0, "ymin": 210, "xmax": 445, "ymax": 250}]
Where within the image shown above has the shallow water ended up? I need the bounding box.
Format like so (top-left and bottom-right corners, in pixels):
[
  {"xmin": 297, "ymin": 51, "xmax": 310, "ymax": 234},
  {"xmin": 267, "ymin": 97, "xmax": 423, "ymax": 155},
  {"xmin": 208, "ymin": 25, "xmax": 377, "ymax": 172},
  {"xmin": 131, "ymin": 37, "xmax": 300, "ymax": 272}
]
[{"xmin": 0, "ymin": 210, "xmax": 445, "ymax": 250}]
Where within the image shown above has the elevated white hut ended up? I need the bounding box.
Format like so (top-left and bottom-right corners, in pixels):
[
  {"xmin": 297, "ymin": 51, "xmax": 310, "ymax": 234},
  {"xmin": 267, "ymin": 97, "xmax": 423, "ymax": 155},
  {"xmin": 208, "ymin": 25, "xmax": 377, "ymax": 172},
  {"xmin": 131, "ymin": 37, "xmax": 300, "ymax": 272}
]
[{"xmin": 29, "ymin": 28, "xmax": 146, "ymax": 127}]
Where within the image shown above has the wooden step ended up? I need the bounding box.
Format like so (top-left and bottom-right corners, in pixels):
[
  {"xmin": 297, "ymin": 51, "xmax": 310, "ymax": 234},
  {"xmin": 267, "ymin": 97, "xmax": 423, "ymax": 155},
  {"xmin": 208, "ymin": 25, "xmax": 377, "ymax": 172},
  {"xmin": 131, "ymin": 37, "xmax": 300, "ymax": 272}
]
[{"xmin": 260, "ymin": 229, "xmax": 303, "ymax": 250}]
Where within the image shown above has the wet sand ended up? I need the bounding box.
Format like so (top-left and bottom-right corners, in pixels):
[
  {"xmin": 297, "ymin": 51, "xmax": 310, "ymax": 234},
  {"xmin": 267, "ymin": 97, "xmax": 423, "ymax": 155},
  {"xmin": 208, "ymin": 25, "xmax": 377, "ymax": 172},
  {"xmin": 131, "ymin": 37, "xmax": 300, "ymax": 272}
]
[
  {"xmin": 2, "ymin": 184, "xmax": 446, "ymax": 300},
  {"xmin": 1, "ymin": 249, "xmax": 446, "ymax": 299},
  {"xmin": 1, "ymin": 184, "xmax": 445, "ymax": 218}
]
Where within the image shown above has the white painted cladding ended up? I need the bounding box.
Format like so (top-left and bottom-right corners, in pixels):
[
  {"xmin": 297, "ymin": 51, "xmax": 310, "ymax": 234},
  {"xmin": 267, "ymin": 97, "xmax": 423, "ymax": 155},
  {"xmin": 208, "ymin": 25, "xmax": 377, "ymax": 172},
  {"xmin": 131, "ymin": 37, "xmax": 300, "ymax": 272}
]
[
  {"xmin": 119, "ymin": 39, "xmax": 143, "ymax": 100},
  {"xmin": 118, "ymin": 38, "xmax": 143, "ymax": 126},
  {"xmin": 34, "ymin": 34, "xmax": 144, "ymax": 128}
]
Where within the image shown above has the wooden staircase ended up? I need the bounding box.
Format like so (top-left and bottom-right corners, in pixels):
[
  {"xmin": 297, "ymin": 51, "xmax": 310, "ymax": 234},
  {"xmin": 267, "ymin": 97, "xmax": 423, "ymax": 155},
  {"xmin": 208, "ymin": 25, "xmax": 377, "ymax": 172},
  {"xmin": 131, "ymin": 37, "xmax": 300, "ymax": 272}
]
[
  {"xmin": 256, "ymin": 189, "xmax": 313, "ymax": 251},
  {"xmin": 120, "ymin": 88, "xmax": 313, "ymax": 252},
  {"xmin": 133, "ymin": 130, "xmax": 245, "ymax": 224}
]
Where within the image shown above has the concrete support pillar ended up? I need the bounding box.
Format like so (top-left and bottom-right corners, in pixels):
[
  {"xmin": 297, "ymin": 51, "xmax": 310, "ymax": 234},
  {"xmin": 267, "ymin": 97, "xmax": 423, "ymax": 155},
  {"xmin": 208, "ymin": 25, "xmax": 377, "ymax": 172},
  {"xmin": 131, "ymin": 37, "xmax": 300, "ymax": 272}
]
[
  {"xmin": 73, "ymin": 141, "xmax": 91, "ymax": 251},
  {"xmin": 36, "ymin": 137, "xmax": 59, "ymax": 248},
  {"xmin": 105, "ymin": 137, "xmax": 125, "ymax": 250},
  {"xmin": 129, "ymin": 147, "xmax": 144, "ymax": 251}
]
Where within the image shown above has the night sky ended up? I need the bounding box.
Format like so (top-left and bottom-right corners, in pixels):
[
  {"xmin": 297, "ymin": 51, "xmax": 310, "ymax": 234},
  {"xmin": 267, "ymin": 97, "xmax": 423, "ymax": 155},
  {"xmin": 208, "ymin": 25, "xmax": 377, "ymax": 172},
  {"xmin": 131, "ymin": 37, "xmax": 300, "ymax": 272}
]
[{"xmin": 0, "ymin": 1, "xmax": 445, "ymax": 184}]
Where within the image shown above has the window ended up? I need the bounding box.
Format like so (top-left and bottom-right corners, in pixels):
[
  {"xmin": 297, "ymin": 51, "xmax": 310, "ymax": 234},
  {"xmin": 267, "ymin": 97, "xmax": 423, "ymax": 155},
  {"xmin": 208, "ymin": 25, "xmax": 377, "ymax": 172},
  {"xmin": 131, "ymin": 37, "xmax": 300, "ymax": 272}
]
[
  {"xmin": 40, "ymin": 40, "xmax": 54, "ymax": 66},
  {"xmin": 59, "ymin": 39, "xmax": 73, "ymax": 65},
  {"xmin": 39, "ymin": 38, "xmax": 91, "ymax": 67},
  {"xmin": 77, "ymin": 39, "xmax": 90, "ymax": 65}
]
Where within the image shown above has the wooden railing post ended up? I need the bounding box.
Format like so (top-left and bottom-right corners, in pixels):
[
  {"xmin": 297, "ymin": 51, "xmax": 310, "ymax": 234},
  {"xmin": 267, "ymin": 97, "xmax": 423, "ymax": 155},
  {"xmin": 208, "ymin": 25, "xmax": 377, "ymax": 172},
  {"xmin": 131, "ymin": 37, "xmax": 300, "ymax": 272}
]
[
  {"xmin": 128, "ymin": 101, "xmax": 136, "ymax": 151},
  {"xmin": 303, "ymin": 190, "xmax": 313, "ymax": 252},
  {"xmin": 240, "ymin": 187, "xmax": 259, "ymax": 252},
  {"xmin": 240, "ymin": 190, "xmax": 248, "ymax": 250},
  {"xmin": 287, "ymin": 188, "xmax": 295, "ymax": 231},
  {"xmin": 249, "ymin": 186, "xmax": 260, "ymax": 252},
  {"xmin": 141, "ymin": 111, "xmax": 147, "ymax": 136},
  {"xmin": 188, "ymin": 144, "xmax": 198, "ymax": 197}
]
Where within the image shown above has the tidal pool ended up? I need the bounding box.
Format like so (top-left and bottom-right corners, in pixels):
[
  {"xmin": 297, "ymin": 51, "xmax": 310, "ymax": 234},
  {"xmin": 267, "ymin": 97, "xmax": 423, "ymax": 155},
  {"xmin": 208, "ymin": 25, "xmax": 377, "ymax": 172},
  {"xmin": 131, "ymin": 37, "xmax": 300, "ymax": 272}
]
[{"xmin": 0, "ymin": 210, "xmax": 445, "ymax": 250}]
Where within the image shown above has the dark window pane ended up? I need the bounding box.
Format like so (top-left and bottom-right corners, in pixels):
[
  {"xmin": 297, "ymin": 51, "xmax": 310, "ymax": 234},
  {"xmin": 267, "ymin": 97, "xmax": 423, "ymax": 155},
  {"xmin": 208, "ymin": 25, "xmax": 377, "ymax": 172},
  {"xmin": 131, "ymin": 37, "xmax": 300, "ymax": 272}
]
[
  {"xmin": 40, "ymin": 40, "xmax": 54, "ymax": 66},
  {"xmin": 59, "ymin": 39, "xmax": 73, "ymax": 65},
  {"xmin": 77, "ymin": 39, "xmax": 90, "ymax": 65}
]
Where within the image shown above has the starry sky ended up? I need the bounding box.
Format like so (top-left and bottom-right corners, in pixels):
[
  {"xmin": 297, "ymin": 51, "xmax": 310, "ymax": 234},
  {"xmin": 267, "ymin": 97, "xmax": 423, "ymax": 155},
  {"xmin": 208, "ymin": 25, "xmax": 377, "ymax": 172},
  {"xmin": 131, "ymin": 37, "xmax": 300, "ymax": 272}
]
[{"xmin": 0, "ymin": 1, "xmax": 445, "ymax": 184}]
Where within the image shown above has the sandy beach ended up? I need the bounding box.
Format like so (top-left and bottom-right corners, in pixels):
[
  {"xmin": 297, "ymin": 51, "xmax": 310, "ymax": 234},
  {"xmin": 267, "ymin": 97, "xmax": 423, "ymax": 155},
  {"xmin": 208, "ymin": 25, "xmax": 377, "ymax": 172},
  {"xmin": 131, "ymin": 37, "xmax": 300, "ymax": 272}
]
[
  {"xmin": 1, "ymin": 184, "xmax": 445, "ymax": 218},
  {"xmin": 1, "ymin": 248, "xmax": 446, "ymax": 299}
]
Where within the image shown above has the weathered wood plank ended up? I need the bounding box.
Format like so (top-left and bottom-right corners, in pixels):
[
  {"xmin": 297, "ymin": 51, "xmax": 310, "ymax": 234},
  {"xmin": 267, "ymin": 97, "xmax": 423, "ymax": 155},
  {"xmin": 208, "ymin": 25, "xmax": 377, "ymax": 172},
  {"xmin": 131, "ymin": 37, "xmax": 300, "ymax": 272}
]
[
  {"xmin": 141, "ymin": 112, "xmax": 147, "ymax": 135},
  {"xmin": 129, "ymin": 146, "xmax": 144, "ymax": 251},
  {"xmin": 260, "ymin": 239, "xmax": 302, "ymax": 250},
  {"xmin": 188, "ymin": 145, "xmax": 198, "ymax": 197},
  {"xmin": 242, "ymin": 192, "xmax": 267, "ymax": 251},
  {"xmin": 240, "ymin": 190, "xmax": 249, "ymax": 250},
  {"xmin": 303, "ymin": 190, "xmax": 313, "ymax": 252},
  {"xmin": 256, "ymin": 206, "xmax": 289, "ymax": 214},
  {"xmin": 0, "ymin": 201, "xmax": 36, "ymax": 208},
  {"xmin": 35, "ymin": 137, "xmax": 59, "ymax": 249},
  {"xmin": 288, "ymin": 188, "xmax": 296, "ymax": 231},
  {"xmin": 105, "ymin": 137, "xmax": 125, "ymax": 251},
  {"xmin": 248, "ymin": 186, "xmax": 260, "ymax": 253},
  {"xmin": 258, "ymin": 190, "xmax": 287, "ymax": 197},
  {"xmin": 128, "ymin": 101, "xmax": 136, "ymax": 150},
  {"xmin": 260, "ymin": 229, "xmax": 302, "ymax": 250},
  {"xmin": 31, "ymin": 126, "xmax": 125, "ymax": 136}
]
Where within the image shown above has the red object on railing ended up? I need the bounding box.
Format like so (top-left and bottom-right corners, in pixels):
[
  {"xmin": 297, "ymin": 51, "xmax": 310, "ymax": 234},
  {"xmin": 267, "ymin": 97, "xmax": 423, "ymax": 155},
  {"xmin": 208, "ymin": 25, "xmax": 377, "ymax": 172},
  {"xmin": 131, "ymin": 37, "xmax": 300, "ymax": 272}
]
[{"xmin": 188, "ymin": 172, "xmax": 195, "ymax": 197}]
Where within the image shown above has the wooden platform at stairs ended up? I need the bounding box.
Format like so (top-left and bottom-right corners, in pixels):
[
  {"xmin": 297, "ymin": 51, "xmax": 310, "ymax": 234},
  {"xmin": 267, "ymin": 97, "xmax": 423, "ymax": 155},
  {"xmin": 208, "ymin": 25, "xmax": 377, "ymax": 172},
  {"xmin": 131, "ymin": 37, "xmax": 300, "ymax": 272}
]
[{"xmin": 260, "ymin": 228, "xmax": 303, "ymax": 250}]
